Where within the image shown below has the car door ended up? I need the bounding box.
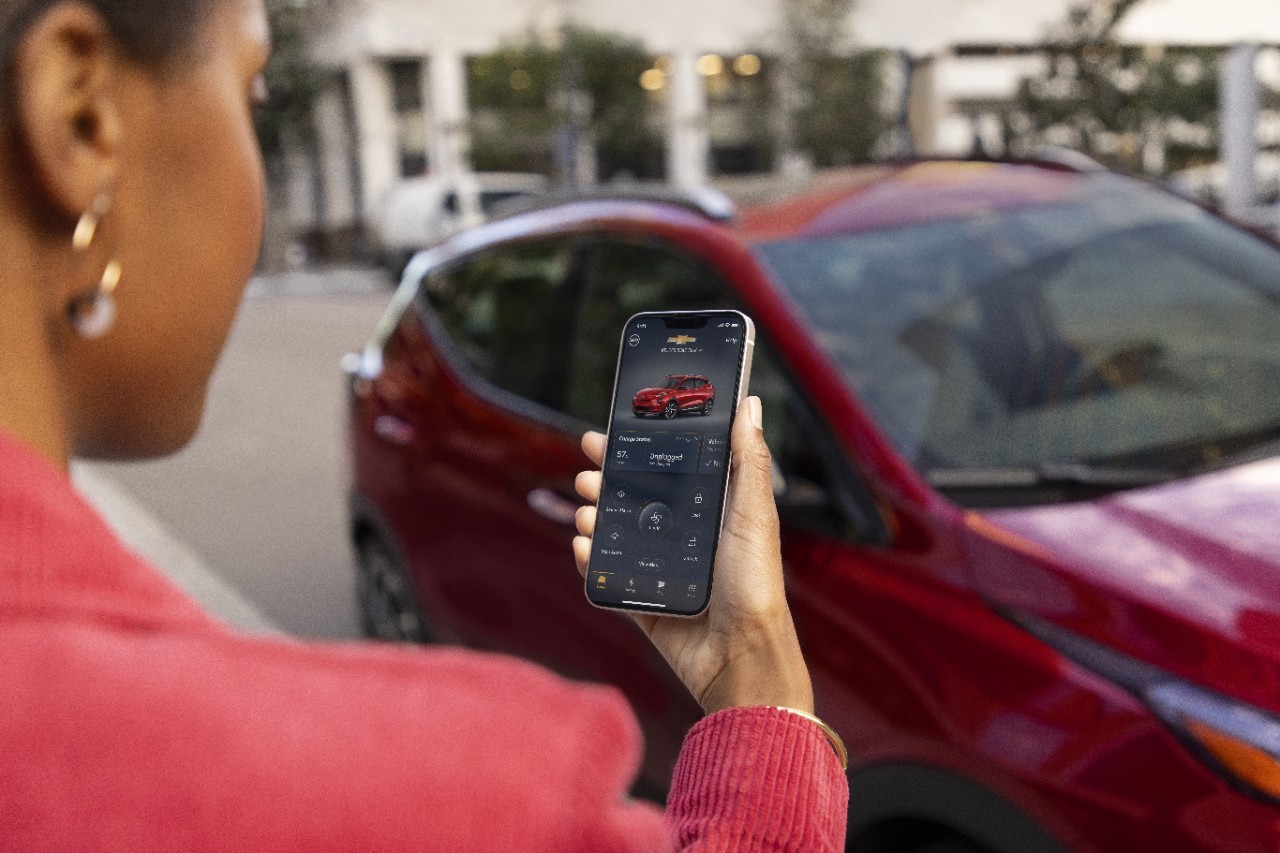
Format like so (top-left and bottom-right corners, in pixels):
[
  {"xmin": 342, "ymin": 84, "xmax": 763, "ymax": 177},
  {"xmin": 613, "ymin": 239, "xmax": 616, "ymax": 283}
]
[{"xmin": 401, "ymin": 239, "xmax": 594, "ymax": 660}]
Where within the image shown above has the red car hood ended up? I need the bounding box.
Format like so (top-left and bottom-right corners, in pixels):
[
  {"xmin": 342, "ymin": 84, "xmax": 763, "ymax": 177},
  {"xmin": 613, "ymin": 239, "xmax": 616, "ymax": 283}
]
[
  {"xmin": 967, "ymin": 455, "xmax": 1280, "ymax": 711},
  {"xmin": 634, "ymin": 388, "xmax": 668, "ymax": 397}
]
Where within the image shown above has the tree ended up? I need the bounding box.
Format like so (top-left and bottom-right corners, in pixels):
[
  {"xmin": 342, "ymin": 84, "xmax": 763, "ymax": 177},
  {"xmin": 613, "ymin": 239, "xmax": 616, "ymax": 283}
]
[
  {"xmin": 254, "ymin": 0, "xmax": 323, "ymax": 167},
  {"xmin": 468, "ymin": 27, "xmax": 664, "ymax": 181},
  {"xmin": 778, "ymin": 0, "xmax": 888, "ymax": 167},
  {"xmin": 1010, "ymin": 0, "xmax": 1219, "ymax": 175}
]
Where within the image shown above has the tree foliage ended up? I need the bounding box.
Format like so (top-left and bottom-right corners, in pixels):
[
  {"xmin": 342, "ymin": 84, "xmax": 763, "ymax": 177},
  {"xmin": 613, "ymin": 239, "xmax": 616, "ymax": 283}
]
[
  {"xmin": 779, "ymin": 0, "xmax": 887, "ymax": 167},
  {"xmin": 468, "ymin": 27, "xmax": 663, "ymax": 180},
  {"xmin": 1011, "ymin": 0, "xmax": 1219, "ymax": 173},
  {"xmin": 254, "ymin": 0, "xmax": 324, "ymax": 165}
]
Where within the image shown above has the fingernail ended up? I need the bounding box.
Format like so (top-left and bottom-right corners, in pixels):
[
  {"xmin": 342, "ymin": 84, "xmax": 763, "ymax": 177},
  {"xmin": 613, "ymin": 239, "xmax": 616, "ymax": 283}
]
[{"xmin": 748, "ymin": 396, "xmax": 762, "ymax": 429}]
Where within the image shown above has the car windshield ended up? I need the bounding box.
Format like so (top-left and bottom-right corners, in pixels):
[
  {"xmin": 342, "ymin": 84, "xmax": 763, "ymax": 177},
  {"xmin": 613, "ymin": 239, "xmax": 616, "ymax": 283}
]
[
  {"xmin": 658, "ymin": 377, "xmax": 684, "ymax": 389},
  {"xmin": 754, "ymin": 175, "xmax": 1280, "ymax": 485}
]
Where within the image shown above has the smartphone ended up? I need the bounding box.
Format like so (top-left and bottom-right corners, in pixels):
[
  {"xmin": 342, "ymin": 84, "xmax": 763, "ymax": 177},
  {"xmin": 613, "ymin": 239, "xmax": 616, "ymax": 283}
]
[{"xmin": 586, "ymin": 310, "xmax": 755, "ymax": 616}]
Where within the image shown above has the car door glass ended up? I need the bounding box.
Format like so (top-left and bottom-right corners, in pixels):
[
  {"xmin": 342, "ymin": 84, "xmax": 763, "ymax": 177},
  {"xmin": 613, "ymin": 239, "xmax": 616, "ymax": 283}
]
[
  {"xmin": 421, "ymin": 242, "xmax": 577, "ymax": 413},
  {"xmin": 566, "ymin": 240, "xmax": 734, "ymax": 427},
  {"xmin": 567, "ymin": 237, "xmax": 877, "ymax": 539}
]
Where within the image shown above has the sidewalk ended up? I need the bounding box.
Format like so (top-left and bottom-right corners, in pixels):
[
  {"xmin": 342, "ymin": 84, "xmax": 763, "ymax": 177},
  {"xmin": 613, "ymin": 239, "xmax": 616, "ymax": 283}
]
[
  {"xmin": 73, "ymin": 465, "xmax": 281, "ymax": 634},
  {"xmin": 245, "ymin": 265, "xmax": 393, "ymax": 299},
  {"xmin": 64, "ymin": 266, "xmax": 393, "ymax": 636}
]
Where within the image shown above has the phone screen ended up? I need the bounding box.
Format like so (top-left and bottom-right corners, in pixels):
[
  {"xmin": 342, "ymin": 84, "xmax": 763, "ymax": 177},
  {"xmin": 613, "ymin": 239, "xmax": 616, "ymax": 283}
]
[{"xmin": 587, "ymin": 310, "xmax": 753, "ymax": 616}]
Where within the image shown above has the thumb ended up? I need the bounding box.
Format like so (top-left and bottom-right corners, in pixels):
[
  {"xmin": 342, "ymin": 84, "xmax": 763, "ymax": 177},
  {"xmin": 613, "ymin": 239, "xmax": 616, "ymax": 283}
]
[
  {"xmin": 730, "ymin": 396, "xmax": 772, "ymax": 496},
  {"xmin": 723, "ymin": 396, "xmax": 781, "ymax": 553}
]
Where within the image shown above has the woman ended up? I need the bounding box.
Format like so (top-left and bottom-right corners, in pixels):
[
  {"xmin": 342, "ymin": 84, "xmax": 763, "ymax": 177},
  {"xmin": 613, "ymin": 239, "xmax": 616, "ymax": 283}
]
[{"xmin": 0, "ymin": 0, "xmax": 849, "ymax": 849}]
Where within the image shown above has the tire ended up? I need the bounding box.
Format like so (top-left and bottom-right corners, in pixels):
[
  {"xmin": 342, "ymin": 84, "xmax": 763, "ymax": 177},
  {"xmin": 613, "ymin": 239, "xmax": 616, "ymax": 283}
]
[
  {"xmin": 662, "ymin": 399, "xmax": 678, "ymax": 419},
  {"xmin": 702, "ymin": 397, "xmax": 714, "ymax": 416},
  {"xmin": 355, "ymin": 531, "xmax": 431, "ymax": 643},
  {"xmin": 913, "ymin": 842, "xmax": 989, "ymax": 853}
]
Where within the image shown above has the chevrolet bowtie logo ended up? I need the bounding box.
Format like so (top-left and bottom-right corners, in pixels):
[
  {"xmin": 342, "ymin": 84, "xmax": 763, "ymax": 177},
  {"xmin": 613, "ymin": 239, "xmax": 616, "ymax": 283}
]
[{"xmin": 667, "ymin": 335, "xmax": 698, "ymax": 345}]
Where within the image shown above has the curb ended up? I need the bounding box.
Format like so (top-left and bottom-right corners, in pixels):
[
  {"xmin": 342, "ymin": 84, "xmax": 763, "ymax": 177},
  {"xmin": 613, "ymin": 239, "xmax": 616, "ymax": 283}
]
[
  {"xmin": 245, "ymin": 266, "xmax": 392, "ymax": 299},
  {"xmin": 72, "ymin": 465, "xmax": 280, "ymax": 635}
]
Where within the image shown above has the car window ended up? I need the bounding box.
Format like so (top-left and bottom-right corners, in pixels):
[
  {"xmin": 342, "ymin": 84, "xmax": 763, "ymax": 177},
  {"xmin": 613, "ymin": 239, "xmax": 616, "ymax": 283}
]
[
  {"xmin": 565, "ymin": 240, "xmax": 732, "ymax": 427},
  {"xmin": 916, "ymin": 223, "xmax": 1280, "ymax": 473},
  {"xmin": 756, "ymin": 177, "xmax": 1280, "ymax": 481},
  {"xmin": 565, "ymin": 236, "xmax": 879, "ymax": 539},
  {"xmin": 421, "ymin": 241, "xmax": 578, "ymax": 413}
]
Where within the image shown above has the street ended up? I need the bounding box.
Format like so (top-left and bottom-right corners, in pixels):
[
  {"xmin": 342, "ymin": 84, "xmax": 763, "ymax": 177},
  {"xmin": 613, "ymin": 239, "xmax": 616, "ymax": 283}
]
[{"xmin": 83, "ymin": 269, "xmax": 393, "ymax": 639}]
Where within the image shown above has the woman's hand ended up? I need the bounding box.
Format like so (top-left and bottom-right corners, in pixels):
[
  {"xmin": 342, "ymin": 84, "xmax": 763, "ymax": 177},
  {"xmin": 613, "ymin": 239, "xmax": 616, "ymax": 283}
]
[{"xmin": 573, "ymin": 397, "xmax": 814, "ymax": 716}]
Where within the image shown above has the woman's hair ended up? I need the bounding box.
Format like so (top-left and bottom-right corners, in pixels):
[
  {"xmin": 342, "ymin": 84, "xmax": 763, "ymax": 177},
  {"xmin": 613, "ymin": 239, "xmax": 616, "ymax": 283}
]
[{"xmin": 1, "ymin": 0, "xmax": 217, "ymax": 78}]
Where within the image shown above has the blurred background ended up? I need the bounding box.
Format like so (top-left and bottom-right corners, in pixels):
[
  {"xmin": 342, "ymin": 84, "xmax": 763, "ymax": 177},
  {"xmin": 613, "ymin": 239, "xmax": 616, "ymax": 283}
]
[
  {"xmin": 83, "ymin": 0, "xmax": 1280, "ymax": 638},
  {"xmin": 255, "ymin": 0, "xmax": 1280, "ymax": 272}
]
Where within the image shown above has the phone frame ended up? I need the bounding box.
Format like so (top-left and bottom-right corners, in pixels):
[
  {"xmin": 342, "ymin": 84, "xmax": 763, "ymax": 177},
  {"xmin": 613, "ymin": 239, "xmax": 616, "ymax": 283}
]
[{"xmin": 586, "ymin": 309, "xmax": 755, "ymax": 617}]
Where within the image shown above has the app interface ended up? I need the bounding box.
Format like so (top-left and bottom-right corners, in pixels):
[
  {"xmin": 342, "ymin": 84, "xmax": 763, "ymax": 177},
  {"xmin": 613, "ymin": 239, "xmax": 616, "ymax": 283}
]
[{"xmin": 588, "ymin": 312, "xmax": 748, "ymax": 614}]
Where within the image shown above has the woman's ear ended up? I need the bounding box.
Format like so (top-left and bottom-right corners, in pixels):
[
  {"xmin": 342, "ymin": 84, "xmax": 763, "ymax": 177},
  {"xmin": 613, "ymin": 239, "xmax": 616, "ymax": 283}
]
[{"xmin": 11, "ymin": 2, "xmax": 123, "ymax": 221}]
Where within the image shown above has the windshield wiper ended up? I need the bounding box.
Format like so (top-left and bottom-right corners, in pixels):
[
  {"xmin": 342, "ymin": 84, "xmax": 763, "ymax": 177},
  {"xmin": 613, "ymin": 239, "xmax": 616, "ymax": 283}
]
[{"xmin": 927, "ymin": 462, "xmax": 1179, "ymax": 491}]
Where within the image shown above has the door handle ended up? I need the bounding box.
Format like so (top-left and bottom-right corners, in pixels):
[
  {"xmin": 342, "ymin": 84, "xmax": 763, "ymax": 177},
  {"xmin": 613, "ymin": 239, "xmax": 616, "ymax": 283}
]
[
  {"xmin": 373, "ymin": 414, "xmax": 417, "ymax": 446},
  {"xmin": 527, "ymin": 488, "xmax": 580, "ymax": 527}
]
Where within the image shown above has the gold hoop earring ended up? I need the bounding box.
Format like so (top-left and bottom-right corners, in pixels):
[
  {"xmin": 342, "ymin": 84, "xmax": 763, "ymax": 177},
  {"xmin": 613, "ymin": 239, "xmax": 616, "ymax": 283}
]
[{"xmin": 68, "ymin": 194, "xmax": 122, "ymax": 340}]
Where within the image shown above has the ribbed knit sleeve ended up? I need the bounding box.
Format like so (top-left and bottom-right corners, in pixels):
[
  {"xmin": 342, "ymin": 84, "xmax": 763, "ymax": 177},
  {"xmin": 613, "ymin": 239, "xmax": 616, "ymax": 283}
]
[{"xmin": 666, "ymin": 706, "xmax": 849, "ymax": 851}]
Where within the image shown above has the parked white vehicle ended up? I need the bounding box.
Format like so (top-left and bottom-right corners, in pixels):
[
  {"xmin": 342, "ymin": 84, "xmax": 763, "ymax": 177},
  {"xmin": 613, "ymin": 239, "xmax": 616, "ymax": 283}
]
[{"xmin": 374, "ymin": 172, "xmax": 548, "ymax": 272}]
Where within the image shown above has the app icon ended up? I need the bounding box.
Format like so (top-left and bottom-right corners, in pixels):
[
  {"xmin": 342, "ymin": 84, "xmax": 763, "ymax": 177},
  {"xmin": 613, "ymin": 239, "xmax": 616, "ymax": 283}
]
[
  {"xmin": 628, "ymin": 334, "xmax": 641, "ymax": 347},
  {"xmin": 639, "ymin": 502, "xmax": 674, "ymax": 535}
]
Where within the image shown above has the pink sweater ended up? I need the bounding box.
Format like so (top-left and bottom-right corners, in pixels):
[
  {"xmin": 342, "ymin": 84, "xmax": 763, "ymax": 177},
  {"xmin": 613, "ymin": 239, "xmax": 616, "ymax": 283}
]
[{"xmin": 0, "ymin": 431, "xmax": 847, "ymax": 851}]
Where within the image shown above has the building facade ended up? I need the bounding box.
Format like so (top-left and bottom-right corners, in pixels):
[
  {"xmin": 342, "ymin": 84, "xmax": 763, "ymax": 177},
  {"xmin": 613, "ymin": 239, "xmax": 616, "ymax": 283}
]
[{"xmin": 275, "ymin": 0, "xmax": 1280, "ymax": 262}]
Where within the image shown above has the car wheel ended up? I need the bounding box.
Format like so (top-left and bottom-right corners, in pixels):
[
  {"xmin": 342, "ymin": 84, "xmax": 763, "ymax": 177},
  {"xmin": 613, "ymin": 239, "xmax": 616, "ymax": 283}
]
[
  {"xmin": 662, "ymin": 399, "xmax": 678, "ymax": 419},
  {"xmin": 911, "ymin": 840, "xmax": 991, "ymax": 853},
  {"xmin": 355, "ymin": 531, "xmax": 431, "ymax": 643},
  {"xmin": 702, "ymin": 397, "xmax": 714, "ymax": 416}
]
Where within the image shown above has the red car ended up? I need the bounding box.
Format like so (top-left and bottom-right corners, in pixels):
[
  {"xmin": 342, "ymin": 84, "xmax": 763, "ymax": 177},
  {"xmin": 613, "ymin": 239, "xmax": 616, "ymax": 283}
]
[
  {"xmin": 632, "ymin": 374, "xmax": 715, "ymax": 418},
  {"xmin": 345, "ymin": 158, "xmax": 1280, "ymax": 852}
]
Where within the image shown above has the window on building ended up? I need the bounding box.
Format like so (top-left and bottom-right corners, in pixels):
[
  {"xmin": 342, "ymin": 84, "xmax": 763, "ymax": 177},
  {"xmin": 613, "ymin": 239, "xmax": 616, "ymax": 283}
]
[{"xmin": 389, "ymin": 59, "xmax": 427, "ymax": 177}]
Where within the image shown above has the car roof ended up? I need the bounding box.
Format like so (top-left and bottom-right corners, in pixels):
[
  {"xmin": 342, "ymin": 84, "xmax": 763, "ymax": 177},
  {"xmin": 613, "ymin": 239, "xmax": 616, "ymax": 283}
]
[{"xmin": 736, "ymin": 159, "xmax": 1094, "ymax": 242}]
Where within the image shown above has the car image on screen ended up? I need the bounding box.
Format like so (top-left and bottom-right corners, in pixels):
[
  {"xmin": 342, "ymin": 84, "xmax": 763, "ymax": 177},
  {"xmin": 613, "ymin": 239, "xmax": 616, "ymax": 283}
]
[{"xmin": 631, "ymin": 374, "xmax": 715, "ymax": 418}]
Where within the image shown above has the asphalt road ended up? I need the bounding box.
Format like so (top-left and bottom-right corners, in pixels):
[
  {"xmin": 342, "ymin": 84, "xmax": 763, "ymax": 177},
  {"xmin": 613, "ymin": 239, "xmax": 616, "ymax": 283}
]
[{"xmin": 84, "ymin": 268, "xmax": 394, "ymax": 639}]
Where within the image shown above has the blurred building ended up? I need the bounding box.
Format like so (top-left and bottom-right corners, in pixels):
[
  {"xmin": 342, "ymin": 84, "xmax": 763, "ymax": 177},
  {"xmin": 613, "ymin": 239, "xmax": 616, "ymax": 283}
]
[{"xmin": 275, "ymin": 0, "xmax": 1280, "ymax": 264}]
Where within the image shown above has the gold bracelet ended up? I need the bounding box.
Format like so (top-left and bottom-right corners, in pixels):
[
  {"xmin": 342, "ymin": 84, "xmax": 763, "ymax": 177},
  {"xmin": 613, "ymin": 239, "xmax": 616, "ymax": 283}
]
[{"xmin": 770, "ymin": 706, "xmax": 848, "ymax": 771}]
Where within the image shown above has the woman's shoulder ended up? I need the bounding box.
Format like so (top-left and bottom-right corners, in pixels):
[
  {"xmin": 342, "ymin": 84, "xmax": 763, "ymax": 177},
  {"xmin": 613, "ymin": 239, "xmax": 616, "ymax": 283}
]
[{"xmin": 0, "ymin": 613, "xmax": 663, "ymax": 851}]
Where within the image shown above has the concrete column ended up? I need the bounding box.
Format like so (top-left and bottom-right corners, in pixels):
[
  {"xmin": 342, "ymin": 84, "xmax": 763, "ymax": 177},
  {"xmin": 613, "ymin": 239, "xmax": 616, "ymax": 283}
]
[
  {"xmin": 312, "ymin": 83, "xmax": 357, "ymax": 232},
  {"xmin": 349, "ymin": 59, "xmax": 399, "ymax": 224},
  {"xmin": 772, "ymin": 53, "xmax": 811, "ymax": 180},
  {"xmin": 667, "ymin": 51, "xmax": 710, "ymax": 187},
  {"xmin": 1220, "ymin": 43, "xmax": 1259, "ymax": 217},
  {"xmin": 907, "ymin": 56, "xmax": 941, "ymax": 156},
  {"xmin": 424, "ymin": 50, "xmax": 471, "ymax": 182},
  {"xmin": 281, "ymin": 127, "xmax": 318, "ymax": 236}
]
